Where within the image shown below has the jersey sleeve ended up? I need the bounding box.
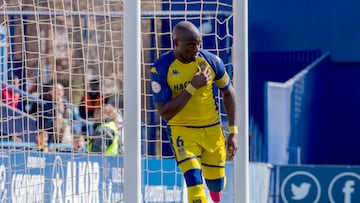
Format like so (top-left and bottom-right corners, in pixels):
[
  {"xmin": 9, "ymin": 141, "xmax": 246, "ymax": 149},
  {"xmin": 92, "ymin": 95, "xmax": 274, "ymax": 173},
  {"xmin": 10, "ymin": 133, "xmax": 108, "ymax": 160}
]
[
  {"xmin": 150, "ymin": 56, "xmax": 173, "ymax": 103},
  {"xmin": 215, "ymin": 71, "xmax": 231, "ymax": 90}
]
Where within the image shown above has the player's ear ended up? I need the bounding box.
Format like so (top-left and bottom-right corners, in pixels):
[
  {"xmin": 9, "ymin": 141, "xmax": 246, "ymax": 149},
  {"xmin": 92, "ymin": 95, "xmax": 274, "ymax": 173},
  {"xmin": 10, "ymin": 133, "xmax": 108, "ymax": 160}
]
[{"xmin": 174, "ymin": 38, "xmax": 179, "ymax": 47}]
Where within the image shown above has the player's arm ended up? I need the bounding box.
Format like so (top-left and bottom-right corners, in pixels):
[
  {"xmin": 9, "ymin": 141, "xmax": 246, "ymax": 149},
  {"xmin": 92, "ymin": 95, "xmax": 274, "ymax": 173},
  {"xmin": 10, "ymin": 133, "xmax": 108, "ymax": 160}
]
[
  {"xmin": 155, "ymin": 91, "xmax": 192, "ymax": 121},
  {"xmin": 222, "ymin": 85, "xmax": 237, "ymax": 127},
  {"xmin": 221, "ymin": 85, "xmax": 239, "ymax": 160},
  {"xmin": 213, "ymin": 60, "xmax": 238, "ymax": 159},
  {"xmin": 155, "ymin": 67, "xmax": 211, "ymax": 121}
]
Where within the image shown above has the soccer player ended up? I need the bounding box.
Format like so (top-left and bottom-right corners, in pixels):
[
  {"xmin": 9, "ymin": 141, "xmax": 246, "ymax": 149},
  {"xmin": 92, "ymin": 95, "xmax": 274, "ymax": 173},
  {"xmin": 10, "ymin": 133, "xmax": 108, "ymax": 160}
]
[{"xmin": 150, "ymin": 21, "xmax": 238, "ymax": 203}]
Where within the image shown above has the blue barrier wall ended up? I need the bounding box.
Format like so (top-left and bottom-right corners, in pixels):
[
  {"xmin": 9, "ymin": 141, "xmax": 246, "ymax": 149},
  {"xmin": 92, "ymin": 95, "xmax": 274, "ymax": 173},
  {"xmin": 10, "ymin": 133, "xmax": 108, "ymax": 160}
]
[
  {"xmin": 320, "ymin": 62, "xmax": 360, "ymax": 165},
  {"xmin": 0, "ymin": 104, "xmax": 37, "ymax": 142},
  {"xmin": 0, "ymin": 151, "xmax": 272, "ymax": 203},
  {"xmin": 248, "ymin": 0, "xmax": 360, "ymax": 62},
  {"xmin": 0, "ymin": 151, "xmax": 184, "ymax": 203},
  {"xmin": 265, "ymin": 52, "xmax": 360, "ymax": 165},
  {"xmin": 251, "ymin": 50, "xmax": 323, "ymax": 137},
  {"xmin": 265, "ymin": 51, "xmax": 330, "ymax": 165}
]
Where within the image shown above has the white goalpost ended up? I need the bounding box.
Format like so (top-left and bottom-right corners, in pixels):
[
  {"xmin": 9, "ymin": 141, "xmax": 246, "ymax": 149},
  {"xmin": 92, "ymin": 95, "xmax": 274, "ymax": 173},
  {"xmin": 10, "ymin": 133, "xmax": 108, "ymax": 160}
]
[
  {"xmin": 123, "ymin": 0, "xmax": 141, "ymax": 203},
  {"xmin": 233, "ymin": 0, "xmax": 250, "ymax": 202},
  {"xmin": 0, "ymin": 0, "xmax": 249, "ymax": 202}
]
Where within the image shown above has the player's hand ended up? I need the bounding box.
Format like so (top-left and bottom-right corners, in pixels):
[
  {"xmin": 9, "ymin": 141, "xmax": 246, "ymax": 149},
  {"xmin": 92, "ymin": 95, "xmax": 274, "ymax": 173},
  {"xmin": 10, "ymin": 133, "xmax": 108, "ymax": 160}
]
[
  {"xmin": 191, "ymin": 65, "xmax": 211, "ymax": 88},
  {"xmin": 226, "ymin": 134, "xmax": 238, "ymax": 160}
]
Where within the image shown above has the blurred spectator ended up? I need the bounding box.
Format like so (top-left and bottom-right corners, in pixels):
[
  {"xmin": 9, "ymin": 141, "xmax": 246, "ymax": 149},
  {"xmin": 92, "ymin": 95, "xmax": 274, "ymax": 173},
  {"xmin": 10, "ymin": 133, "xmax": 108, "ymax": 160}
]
[
  {"xmin": 0, "ymin": 131, "xmax": 22, "ymax": 143},
  {"xmin": 26, "ymin": 77, "xmax": 38, "ymax": 94},
  {"xmin": 23, "ymin": 77, "xmax": 39, "ymax": 114},
  {"xmin": 54, "ymin": 83, "xmax": 84, "ymax": 135},
  {"xmin": 53, "ymin": 83, "xmax": 73, "ymax": 144},
  {"xmin": 79, "ymin": 79, "xmax": 107, "ymax": 119},
  {"xmin": 55, "ymin": 116, "xmax": 72, "ymax": 145},
  {"xmin": 38, "ymin": 83, "xmax": 57, "ymax": 143},
  {"xmin": 53, "ymin": 82, "xmax": 72, "ymax": 119},
  {"xmin": 11, "ymin": 135, "xmax": 22, "ymax": 143},
  {"xmin": 38, "ymin": 82, "xmax": 72, "ymax": 144},
  {"xmin": 35, "ymin": 130, "xmax": 50, "ymax": 152},
  {"xmin": 73, "ymin": 134, "xmax": 86, "ymax": 152},
  {"xmin": 71, "ymin": 105, "xmax": 85, "ymax": 134},
  {"xmin": 87, "ymin": 104, "xmax": 122, "ymax": 155},
  {"xmin": 2, "ymin": 75, "xmax": 20, "ymax": 108},
  {"xmin": 107, "ymin": 93, "xmax": 123, "ymax": 110}
]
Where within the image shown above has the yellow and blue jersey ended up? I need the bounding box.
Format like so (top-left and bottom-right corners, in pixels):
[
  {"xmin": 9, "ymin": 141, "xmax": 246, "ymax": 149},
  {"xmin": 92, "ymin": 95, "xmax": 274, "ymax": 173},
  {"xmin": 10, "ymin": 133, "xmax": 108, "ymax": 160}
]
[{"xmin": 150, "ymin": 49, "xmax": 231, "ymax": 127}]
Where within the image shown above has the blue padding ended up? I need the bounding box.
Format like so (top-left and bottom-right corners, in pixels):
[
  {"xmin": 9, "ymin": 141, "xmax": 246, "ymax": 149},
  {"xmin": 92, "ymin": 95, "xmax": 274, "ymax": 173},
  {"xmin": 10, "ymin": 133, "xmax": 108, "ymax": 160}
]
[
  {"xmin": 184, "ymin": 169, "xmax": 203, "ymax": 187},
  {"xmin": 205, "ymin": 178, "xmax": 225, "ymax": 192}
]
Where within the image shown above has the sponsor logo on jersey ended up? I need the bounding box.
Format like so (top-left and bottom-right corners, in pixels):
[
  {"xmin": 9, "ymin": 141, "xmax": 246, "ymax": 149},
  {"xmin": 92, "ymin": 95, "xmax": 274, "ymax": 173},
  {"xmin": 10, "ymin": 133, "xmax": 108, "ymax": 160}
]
[
  {"xmin": 171, "ymin": 69, "xmax": 180, "ymax": 75},
  {"xmin": 173, "ymin": 81, "xmax": 191, "ymax": 91}
]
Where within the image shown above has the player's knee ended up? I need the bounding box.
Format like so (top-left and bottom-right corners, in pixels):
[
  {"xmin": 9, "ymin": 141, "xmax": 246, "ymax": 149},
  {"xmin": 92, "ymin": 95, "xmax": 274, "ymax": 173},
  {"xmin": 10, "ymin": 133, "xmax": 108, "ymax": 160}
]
[
  {"xmin": 184, "ymin": 169, "xmax": 203, "ymax": 187},
  {"xmin": 205, "ymin": 177, "xmax": 225, "ymax": 192}
]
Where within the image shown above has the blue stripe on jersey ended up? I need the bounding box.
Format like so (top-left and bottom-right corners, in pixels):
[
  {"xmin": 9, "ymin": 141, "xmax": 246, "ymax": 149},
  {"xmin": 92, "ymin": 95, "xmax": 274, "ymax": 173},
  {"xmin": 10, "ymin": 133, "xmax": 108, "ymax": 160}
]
[
  {"xmin": 184, "ymin": 122, "xmax": 220, "ymax": 128},
  {"xmin": 150, "ymin": 51, "xmax": 175, "ymax": 103},
  {"xmin": 198, "ymin": 49, "xmax": 226, "ymax": 81},
  {"xmin": 199, "ymin": 49, "xmax": 231, "ymax": 90},
  {"xmin": 177, "ymin": 155, "xmax": 201, "ymax": 165},
  {"xmin": 202, "ymin": 162, "xmax": 225, "ymax": 168}
]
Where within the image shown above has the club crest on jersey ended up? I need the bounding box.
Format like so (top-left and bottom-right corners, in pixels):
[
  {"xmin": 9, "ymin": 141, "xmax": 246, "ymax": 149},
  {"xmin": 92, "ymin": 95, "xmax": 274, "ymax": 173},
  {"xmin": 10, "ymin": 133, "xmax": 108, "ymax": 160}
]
[{"xmin": 151, "ymin": 81, "xmax": 161, "ymax": 93}]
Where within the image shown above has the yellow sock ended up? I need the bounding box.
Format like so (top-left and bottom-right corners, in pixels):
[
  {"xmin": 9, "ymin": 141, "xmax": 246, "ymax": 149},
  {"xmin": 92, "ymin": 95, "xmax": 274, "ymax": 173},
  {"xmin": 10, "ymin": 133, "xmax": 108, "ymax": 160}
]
[{"xmin": 187, "ymin": 184, "xmax": 208, "ymax": 203}]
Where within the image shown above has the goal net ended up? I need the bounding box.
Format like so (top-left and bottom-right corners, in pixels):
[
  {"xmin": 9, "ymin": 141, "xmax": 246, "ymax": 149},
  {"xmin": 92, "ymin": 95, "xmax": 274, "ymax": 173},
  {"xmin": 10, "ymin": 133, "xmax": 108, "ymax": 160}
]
[{"xmin": 0, "ymin": 0, "xmax": 234, "ymax": 202}]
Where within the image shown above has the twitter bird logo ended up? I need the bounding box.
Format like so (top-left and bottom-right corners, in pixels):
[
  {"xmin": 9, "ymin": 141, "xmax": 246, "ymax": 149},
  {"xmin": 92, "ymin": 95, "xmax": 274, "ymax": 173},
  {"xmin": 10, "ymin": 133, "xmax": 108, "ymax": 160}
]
[{"xmin": 291, "ymin": 182, "xmax": 311, "ymax": 200}]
